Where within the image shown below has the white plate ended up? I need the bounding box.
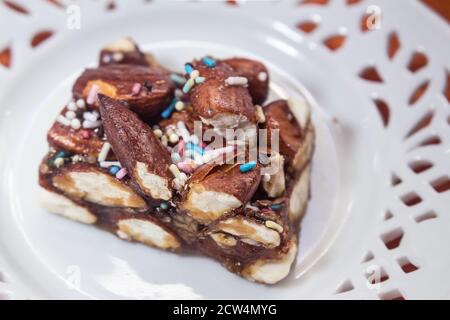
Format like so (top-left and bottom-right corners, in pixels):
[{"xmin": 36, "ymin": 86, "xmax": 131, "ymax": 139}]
[{"xmin": 0, "ymin": 0, "xmax": 449, "ymax": 300}]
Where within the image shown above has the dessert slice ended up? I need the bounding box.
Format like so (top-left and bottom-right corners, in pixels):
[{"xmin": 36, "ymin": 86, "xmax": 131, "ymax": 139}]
[{"xmin": 38, "ymin": 42, "xmax": 315, "ymax": 284}]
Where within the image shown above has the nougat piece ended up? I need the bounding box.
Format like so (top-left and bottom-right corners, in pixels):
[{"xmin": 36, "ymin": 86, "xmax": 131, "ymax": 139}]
[
  {"xmin": 73, "ymin": 64, "xmax": 174, "ymax": 119},
  {"xmin": 223, "ymin": 57, "xmax": 269, "ymax": 105},
  {"xmin": 190, "ymin": 59, "xmax": 256, "ymax": 132},
  {"xmin": 182, "ymin": 162, "xmax": 261, "ymax": 224},
  {"xmin": 264, "ymin": 99, "xmax": 314, "ymax": 172},
  {"xmin": 99, "ymin": 95, "xmax": 173, "ymax": 201}
]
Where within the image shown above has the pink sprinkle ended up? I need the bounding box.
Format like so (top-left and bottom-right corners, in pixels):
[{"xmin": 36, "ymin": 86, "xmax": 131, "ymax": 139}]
[
  {"xmin": 166, "ymin": 146, "xmax": 173, "ymax": 153},
  {"xmin": 115, "ymin": 168, "xmax": 128, "ymax": 180},
  {"xmin": 177, "ymin": 162, "xmax": 193, "ymax": 174},
  {"xmin": 80, "ymin": 130, "xmax": 90, "ymax": 139},
  {"xmin": 86, "ymin": 84, "xmax": 100, "ymax": 105},
  {"xmin": 178, "ymin": 139, "xmax": 185, "ymax": 157},
  {"xmin": 131, "ymin": 83, "xmax": 141, "ymax": 96}
]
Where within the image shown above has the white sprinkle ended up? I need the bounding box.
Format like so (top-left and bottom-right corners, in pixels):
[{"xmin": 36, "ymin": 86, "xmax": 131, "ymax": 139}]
[
  {"xmin": 175, "ymin": 101, "xmax": 185, "ymax": 111},
  {"xmin": 56, "ymin": 115, "xmax": 71, "ymax": 126},
  {"xmin": 169, "ymin": 133, "xmax": 179, "ymax": 144},
  {"xmin": 83, "ymin": 111, "xmax": 99, "ymax": 122},
  {"xmin": 166, "ymin": 127, "xmax": 175, "ymax": 137},
  {"xmin": 171, "ymin": 152, "xmax": 181, "ymax": 164},
  {"xmin": 54, "ymin": 157, "xmax": 65, "ymax": 168},
  {"xmin": 67, "ymin": 102, "xmax": 77, "ymax": 111},
  {"xmin": 189, "ymin": 134, "xmax": 199, "ymax": 145},
  {"xmin": 153, "ymin": 129, "xmax": 163, "ymax": 138},
  {"xmin": 65, "ymin": 110, "xmax": 76, "ymax": 120},
  {"xmin": 70, "ymin": 118, "xmax": 81, "ymax": 130},
  {"xmin": 112, "ymin": 52, "xmax": 124, "ymax": 62},
  {"xmin": 257, "ymin": 71, "xmax": 268, "ymax": 82},
  {"xmin": 83, "ymin": 119, "xmax": 102, "ymax": 129},
  {"xmin": 86, "ymin": 84, "xmax": 100, "ymax": 105},
  {"xmin": 225, "ymin": 76, "xmax": 248, "ymax": 86},
  {"xmin": 176, "ymin": 121, "xmax": 191, "ymax": 142},
  {"xmin": 99, "ymin": 161, "xmax": 121, "ymax": 168},
  {"xmin": 175, "ymin": 88, "xmax": 184, "ymax": 99},
  {"xmin": 190, "ymin": 70, "xmax": 200, "ymax": 79},
  {"xmin": 76, "ymin": 99, "xmax": 86, "ymax": 109},
  {"xmin": 255, "ymin": 105, "xmax": 266, "ymax": 123},
  {"xmin": 169, "ymin": 164, "xmax": 181, "ymax": 178},
  {"xmin": 263, "ymin": 173, "xmax": 271, "ymax": 182},
  {"xmin": 102, "ymin": 55, "xmax": 112, "ymax": 64},
  {"xmin": 97, "ymin": 142, "xmax": 111, "ymax": 163},
  {"xmin": 161, "ymin": 135, "xmax": 168, "ymax": 146}
]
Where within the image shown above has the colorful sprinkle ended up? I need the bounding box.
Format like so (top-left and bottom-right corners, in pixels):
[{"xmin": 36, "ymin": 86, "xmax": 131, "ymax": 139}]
[
  {"xmin": 184, "ymin": 63, "xmax": 194, "ymax": 75},
  {"xmin": 171, "ymin": 152, "xmax": 181, "ymax": 164},
  {"xmin": 182, "ymin": 78, "xmax": 195, "ymax": 94},
  {"xmin": 187, "ymin": 142, "xmax": 204, "ymax": 155},
  {"xmin": 257, "ymin": 71, "xmax": 268, "ymax": 82},
  {"xmin": 202, "ymin": 56, "xmax": 216, "ymax": 68},
  {"xmin": 170, "ymin": 73, "xmax": 186, "ymax": 85},
  {"xmin": 55, "ymin": 151, "xmax": 68, "ymax": 159},
  {"xmin": 67, "ymin": 102, "xmax": 77, "ymax": 111},
  {"xmin": 76, "ymin": 99, "xmax": 86, "ymax": 109},
  {"xmin": 270, "ymin": 204, "xmax": 283, "ymax": 211},
  {"xmin": 153, "ymin": 128, "xmax": 163, "ymax": 138},
  {"xmin": 56, "ymin": 115, "xmax": 71, "ymax": 126},
  {"xmin": 115, "ymin": 168, "xmax": 128, "ymax": 180},
  {"xmin": 239, "ymin": 161, "xmax": 257, "ymax": 173},
  {"xmin": 160, "ymin": 202, "xmax": 169, "ymax": 210},
  {"xmin": 65, "ymin": 110, "xmax": 76, "ymax": 120},
  {"xmin": 131, "ymin": 83, "xmax": 142, "ymax": 96},
  {"xmin": 195, "ymin": 76, "xmax": 206, "ymax": 84},
  {"xmin": 109, "ymin": 165, "xmax": 120, "ymax": 175},
  {"xmin": 169, "ymin": 164, "xmax": 181, "ymax": 178},
  {"xmin": 82, "ymin": 120, "xmax": 102, "ymax": 129},
  {"xmin": 97, "ymin": 142, "xmax": 111, "ymax": 163},
  {"xmin": 190, "ymin": 70, "xmax": 200, "ymax": 79},
  {"xmin": 80, "ymin": 129, "xmax": 90, "ymax": 139},
  {"xmin": 177, "ymin": 139, "xmax": 185, "ymax": 157},
  {"xmin": 175, "ymin": 101, "xmax": 185, "ymax": 111},
  {"xmin": 161, "ymin": 98, "xmax": 177, "ymax": 119},
  {"xmin": 86, "ymin": 84, "xmax": 100, "ymax": 105},
  {"xmin": 225, "ymin": 76, "xmax": 248, "ymax": 86},
  {"xmin": 176, "ymin": 121, "xmax": 191, "ymax": 142},
  {"xmin": 54, "ymin": 157, "xmax": 65, "ymax": 168},
  {"xmin": 100, "ymin": 161, "xmax": 121, "ymax": 168},
  {"xmin": 70, "ymin": 118, "xmax": 81, "ymax": 130},
  {"xmin": 177, "ymin": 161, "xmax": 194, "ymax": 174}
]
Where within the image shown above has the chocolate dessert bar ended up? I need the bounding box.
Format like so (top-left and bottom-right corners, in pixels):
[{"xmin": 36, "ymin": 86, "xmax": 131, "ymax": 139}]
[{"xmin": 39, "ymin": 38, "xmax": 315, "ymax": 284}]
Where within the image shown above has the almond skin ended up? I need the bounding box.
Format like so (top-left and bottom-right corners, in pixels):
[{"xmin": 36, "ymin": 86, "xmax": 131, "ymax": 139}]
[
  {"xmin": 73, "ymin": 64, "xmax": 174, "ymax": 119},
  {"xmin": 190, "ymin": 59, "xmax": 256, "ymax": 129},
  {"xmin": 264, "ymin": 100, "xmax": 304, "ymax": 164},
  {"xmin": 223, "ymin": 57, "xmax": 269, "ymax": 105},
  {"xmin": 99, "ymin": 95, "xmax": 173, "ymax": 200}
]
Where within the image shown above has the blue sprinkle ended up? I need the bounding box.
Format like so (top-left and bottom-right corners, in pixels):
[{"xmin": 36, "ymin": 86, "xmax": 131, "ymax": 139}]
[
  {"xmin": 182, "ymin": 79, "xmax": 194, "ymax": 94},
  {"xmin": 239, "ymin": 161, "xmax": 257, "ymax": 173},
  {"xmin": 186, "ymin": 142, "xmax": 204, "ymax": 155},
  {"xmin": 202, "ymin": 56, "xmax": 216, "ymax": 68},
  {"xmin": 160, "ymin": 202, "xmax": 169, "ymax": 210},
  {"xmin": 184, "ymin": 63, "xmax": 194, "ymax": 75},
  {"xmin": 109, "ymin": 165, "xmax": 120, "ymax": 175},
  {"xmin": 195, "ymin": 76, "xmax": 206, "ymax": 84},
  {"xmin": 170, "ymin": 73, "xmax": 186, "ymax": 85},
  {"xmin": 55, "ymin": 151, "xmax": 67, "ymax": 159},
  {"xmin": 161, "ymin": 98, "xmax": 177, "ymax": 119},
  {"xmin": 270, "ymin": 204, "xmax": 283, "ymax": 211}
]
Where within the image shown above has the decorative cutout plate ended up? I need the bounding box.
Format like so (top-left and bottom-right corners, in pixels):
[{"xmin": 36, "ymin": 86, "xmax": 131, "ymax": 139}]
[{"xmin": 0, "ymin": 0, "xmax": 448, "ymax": 299}]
